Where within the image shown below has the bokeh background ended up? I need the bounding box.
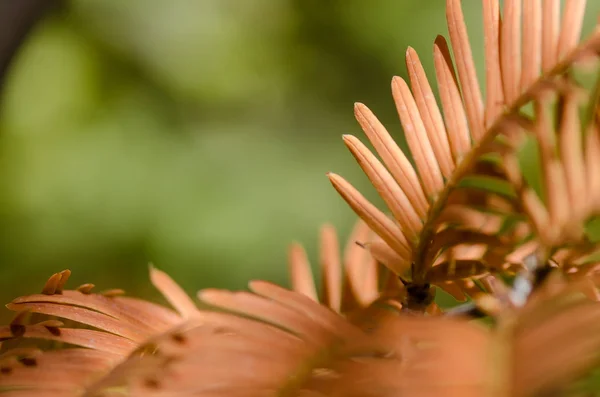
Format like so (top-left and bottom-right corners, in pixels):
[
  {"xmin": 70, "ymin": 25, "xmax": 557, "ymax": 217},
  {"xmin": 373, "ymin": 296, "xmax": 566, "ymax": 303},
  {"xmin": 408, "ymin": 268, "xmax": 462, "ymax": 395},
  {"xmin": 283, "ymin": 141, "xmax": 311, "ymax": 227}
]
[{"xmin": 1, "ymin": 0, "xmax": 600, "ymax": 320}]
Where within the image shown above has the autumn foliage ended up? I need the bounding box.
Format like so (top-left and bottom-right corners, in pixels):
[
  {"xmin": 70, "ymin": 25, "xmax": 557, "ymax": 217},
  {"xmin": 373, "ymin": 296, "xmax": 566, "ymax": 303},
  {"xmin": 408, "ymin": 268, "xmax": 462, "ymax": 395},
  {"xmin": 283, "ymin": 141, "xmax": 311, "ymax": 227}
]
[{"xmin": 2, "ymin": 1, "xmax": 600, "ymax": 396}]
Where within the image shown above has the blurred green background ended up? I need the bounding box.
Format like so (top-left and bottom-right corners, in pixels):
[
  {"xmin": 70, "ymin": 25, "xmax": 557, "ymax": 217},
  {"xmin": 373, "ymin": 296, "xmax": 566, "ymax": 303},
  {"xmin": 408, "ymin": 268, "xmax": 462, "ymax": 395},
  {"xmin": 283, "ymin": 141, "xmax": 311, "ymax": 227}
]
[{"xmin": 1, "ymin": 1, "xmax": 599, "ymax": 319}]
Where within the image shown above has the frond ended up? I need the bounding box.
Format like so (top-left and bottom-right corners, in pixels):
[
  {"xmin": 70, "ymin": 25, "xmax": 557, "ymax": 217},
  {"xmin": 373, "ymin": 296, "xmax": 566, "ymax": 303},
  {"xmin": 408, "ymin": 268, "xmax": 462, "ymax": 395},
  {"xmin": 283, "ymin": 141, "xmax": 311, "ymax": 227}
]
[
  {"xmin": 328, "ymin": 0, "xmax": 600, "ymax": 306},
  {"xmin": 105, "ymin": 280, "xmax": 491, "ymax": 397},
  {"xmin": 483, "ymin": 62, "xmax": 600, "ymax": 291},
  {"xmin": 0, "ymin": 268, "xmax": 197, "ymax": 396},
  {"xmin": 499, "ymin": 84, "xmax": 599, "ymax": 247},
  {"xmin": 2, "ymin": 267, "xmax": 600, "ymax": 396}
]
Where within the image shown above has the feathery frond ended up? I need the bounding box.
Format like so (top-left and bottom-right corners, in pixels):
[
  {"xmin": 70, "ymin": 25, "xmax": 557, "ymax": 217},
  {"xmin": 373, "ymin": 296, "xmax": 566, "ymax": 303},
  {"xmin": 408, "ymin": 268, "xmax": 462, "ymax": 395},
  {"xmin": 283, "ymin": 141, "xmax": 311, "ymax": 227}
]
[
  {"xmin": 0, "ymin": 268, "xmax": 197, "ymax": 396},
  {"xmin": 1, "ymin": 266, "xmax": 600, "ymax": 396},
  {"xmin": 328, "ymin": 0, "xmax": 600, "ymax": 308}
]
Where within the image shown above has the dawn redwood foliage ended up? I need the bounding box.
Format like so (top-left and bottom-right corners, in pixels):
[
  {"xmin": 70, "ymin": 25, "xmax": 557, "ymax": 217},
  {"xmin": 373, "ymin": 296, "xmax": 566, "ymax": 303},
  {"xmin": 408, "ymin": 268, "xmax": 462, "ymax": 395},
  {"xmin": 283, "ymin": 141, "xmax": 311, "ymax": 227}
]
[{"xmin": 2, "ymin": 1, "xmax": 600, "ymax": 396}]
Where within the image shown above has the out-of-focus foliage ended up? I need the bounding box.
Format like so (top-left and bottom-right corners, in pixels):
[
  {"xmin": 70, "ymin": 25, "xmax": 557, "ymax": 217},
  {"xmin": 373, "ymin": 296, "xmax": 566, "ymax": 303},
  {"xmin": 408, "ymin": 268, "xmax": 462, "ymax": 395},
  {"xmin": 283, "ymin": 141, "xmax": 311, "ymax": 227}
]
[{"xmin": 1, "ymin": 0, "xmax": 599, "ymax": 321}]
